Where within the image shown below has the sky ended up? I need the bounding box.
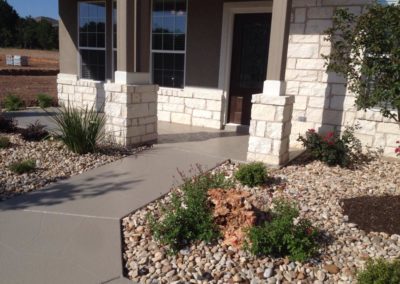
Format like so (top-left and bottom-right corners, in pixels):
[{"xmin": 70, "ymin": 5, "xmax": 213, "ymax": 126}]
[{"xmin": 7, "ymin": 0, "xmax": 59, "ymax": 19}]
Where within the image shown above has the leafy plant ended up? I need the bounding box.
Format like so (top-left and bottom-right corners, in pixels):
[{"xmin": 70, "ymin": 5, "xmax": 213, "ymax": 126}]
[
  {"xmin": 148, "ymin": 171, "xmax": 231, "ymax": 253},
  {"xmin": 3, "ymin": 94, "xmax": 23, "ymax": 111},
  {"xmin": 0, "ymin": 136, "xmax": 10, "ymax": 149},
  {"xmin": 9, "ymin": 159, "xmax": 36, "ymax": 174},
  {"xmin": 297, "ymin": 127, "xmax": 362, "ymax": 167},
  {"xmin": 49, "ymin": 104, "xmax": 105, "ymax": 154},
  {"xmin": 245, "ymin": 199, "xmax": 319, "ymax": 262},
  {"xmin": 357, "ymin": 258, "xmax": 400, "ymax": 284},
  {"xmin": 235, "ymin": 162, "xmax": 268, "ymax": 187},
  {"xmin": 0, "ymin": 115, "xmax": 16, "ymax": 133},
  {"xmin": 324, "ymin": 3, "xmax": 400, "ymax": 122},
  {"xmin": 396, "ymin": 141, "xmax": 400, "ymax": 156},
  {"xmin": 37, "ymin": 93, "xmax": 53, "ymax": 108},
  {"xmin": 20, "ymin": 121, "xmax": 49, "ymax": 141}
]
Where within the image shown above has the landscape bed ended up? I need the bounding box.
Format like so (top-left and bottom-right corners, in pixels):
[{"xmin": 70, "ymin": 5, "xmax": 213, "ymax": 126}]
[
  {"xmin": 122, "ymin": 159, "xmax": 400, "ymax": 283},
  {"xmin": 0, "ymin": 133, "xmax": 145, "ymax": 201}
]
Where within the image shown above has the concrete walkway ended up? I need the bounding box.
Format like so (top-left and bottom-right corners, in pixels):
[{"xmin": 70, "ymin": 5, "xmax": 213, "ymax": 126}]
[{"xmin": 0, "ymin": 110, "xmax": 249, "ymax": 284}]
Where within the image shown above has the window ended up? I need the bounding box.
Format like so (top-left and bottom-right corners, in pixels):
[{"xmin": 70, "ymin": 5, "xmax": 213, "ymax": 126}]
[
  {"xmin": 78, "ymin": 1, "xmax": 106, "ymax": 81},
  {"xmin": 152, "ymin": 0, "xmax": 187, "ymax": 88},
  {"xmin": 378, "ymin": 0, "xmax": 398, "ymax": 5}
]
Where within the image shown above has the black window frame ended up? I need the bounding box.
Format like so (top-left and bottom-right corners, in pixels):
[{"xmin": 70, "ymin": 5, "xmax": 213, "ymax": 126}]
[
  {"xmin": 151, "ymin": 0, "xmax": 187, "ymax": 89},
  {"xmin": 78, "ymin": 1, "xmax": 107, "ymax": 81}
]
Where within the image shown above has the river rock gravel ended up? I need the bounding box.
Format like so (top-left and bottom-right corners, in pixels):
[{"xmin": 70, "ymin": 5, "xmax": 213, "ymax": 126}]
[
  {"xmin": 122, "ymin": 158, "xmax": 400, "ymax": 283},
  {"xmin": 0, "ymin": 134, "xmax": 146, "ymax": 201}
]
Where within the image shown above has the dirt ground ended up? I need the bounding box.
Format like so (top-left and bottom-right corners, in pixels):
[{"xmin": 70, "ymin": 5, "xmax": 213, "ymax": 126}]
[
  {"xmin": 0, "ymin": 48, "xmax": 59, "ymax": 70},
  {"xmin": 0, "ymin": 48, "xmax": 59, "ymax": 107}
]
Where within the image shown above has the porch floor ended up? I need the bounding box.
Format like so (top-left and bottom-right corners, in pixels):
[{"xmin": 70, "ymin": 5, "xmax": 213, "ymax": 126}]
[
  {"xmin": 5, "ymin": 108, "xmax": 303, "ymax": 163},
  {"xmin": 158, "ymin": 121, "xmax": 249, "ymax": 162}
]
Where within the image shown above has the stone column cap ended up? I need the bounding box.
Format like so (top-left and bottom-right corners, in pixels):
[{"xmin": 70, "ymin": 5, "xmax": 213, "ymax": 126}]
[{"xmin": 252, "ymin": 94, "xmax": 295, "ymax": 106}]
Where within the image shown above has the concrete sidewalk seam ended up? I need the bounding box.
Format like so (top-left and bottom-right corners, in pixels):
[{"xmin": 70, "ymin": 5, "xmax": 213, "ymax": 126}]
[{"xmin": 23, "ymin": 209, "xmax": 120, "ymax": 221}]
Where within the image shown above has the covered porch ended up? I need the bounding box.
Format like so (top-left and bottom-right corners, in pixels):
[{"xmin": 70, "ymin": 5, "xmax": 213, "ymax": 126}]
[{"xmin": 58, "ymin": 0, "xmax": 294, "ymax": 166}]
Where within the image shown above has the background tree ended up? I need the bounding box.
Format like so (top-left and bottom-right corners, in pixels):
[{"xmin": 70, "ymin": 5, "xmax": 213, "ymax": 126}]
[
  {"xmin": 0, "ymin": 0, "xmax": 19, "ymax": 47},
  {"xmin": 324, "ymin": 2, "xmax": 400, "ymax": 122},
  {"xmin": 0, "ymin": 0, "xmax": 58, "ymax": 50}
]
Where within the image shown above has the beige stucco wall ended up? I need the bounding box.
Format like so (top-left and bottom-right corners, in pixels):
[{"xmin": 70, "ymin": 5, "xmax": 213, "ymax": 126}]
[{"xmin": 286, "ymin": 0, "xmax": 399, "ymax": 158}]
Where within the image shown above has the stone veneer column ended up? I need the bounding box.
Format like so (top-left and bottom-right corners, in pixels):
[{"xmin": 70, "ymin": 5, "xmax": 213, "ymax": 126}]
[
  {"xmin": 57, "ymin": 74, "xmax": 105, "ymax": 111},
  {"xmin": 246, "ymin": 0, "xmax": 294, "ymax": 167},
  {"xmin": 247, "ymin": 95, "xmax": 294, "ymax": 166},
  {"xmin": 104, "ymin": 83, "xmax": 158, "ymax": 146}
]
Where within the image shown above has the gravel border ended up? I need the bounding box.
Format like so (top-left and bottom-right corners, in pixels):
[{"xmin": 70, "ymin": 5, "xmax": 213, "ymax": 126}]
[
  {"xmin": 122, "ymin": 158, "xmax": 400, "ymax": 284},
  {"xmin": 0, "ymin": 134, "xmax": 147, "ymax": 201}
]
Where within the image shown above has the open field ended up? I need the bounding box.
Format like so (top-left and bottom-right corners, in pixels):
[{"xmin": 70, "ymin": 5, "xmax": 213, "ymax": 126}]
[
  {"xmin": 0, "ymin": 48, "xmax": 59, "ymax": 70},
  {"xmin": 0, "ymin": 48, "xmax": 59, "ymax": 107}
]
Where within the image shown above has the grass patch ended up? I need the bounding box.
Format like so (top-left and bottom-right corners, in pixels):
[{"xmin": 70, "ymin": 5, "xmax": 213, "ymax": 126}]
[
  {"xmin": 49, "ymin": 104, "xmax": 105, "ymax": 154},
  {"xmin": 0, "ymin": 136, "xmax": 10, "ymax": 149},
  {"xmin": 357, "ymin": 258, "xmax": 400, "ymax": 284},
  {"xmin": 245, "ymin": 199, "xmax": 319, "ymax": 262},
  {"xmin": 235, "ymin": 162, "xmax": 268, "ymax": 187},
  {"xmin": 37, "ymin": 93, "xmax": 53, "ymax": 108},
  {"xmin": 9, "ymin": 159, "xmax": 36, "ymax": 174},
  {"xmin": 4, "ymin": 94, "xmax": 23, "ymax": 111},
  {"xmin": 149, "ymin": 170, "xmax": 232, "ymax": 253}
]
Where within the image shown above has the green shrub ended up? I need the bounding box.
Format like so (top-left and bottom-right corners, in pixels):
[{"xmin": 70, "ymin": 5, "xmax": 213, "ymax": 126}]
[
  {"xmin": 235, "ymin": 162, "xmax": 267, "ymax": 187},
  {"xmin": 297, "ymin": 126, "xmax": 362, "ymax": 167},
  {"xmin": 149, "ymin": 172, "xmax": 231, "ymax": 253},
  {"xmin": 245, "ymin": 200, "xmax": 319, "ymax": 262},
  {"xmin": 49, "ymin": 104, "xmax": 105, "ymax": 154},
  {"xmin": 357, "ymin": 259, "xmax": 400, "ymax": 284},
  {"xmin": 20, "ymin": 121, "xmax": 49, "ymax": 141},
  {"xmin": 0, "ymin": 136, "xmax": 10, "ymax": 149},
  {"xmin": 9, "ymin": 159, "xmax": 36, "ymax": 174},
  {"xmin": 4, "ymin": 94, "xmax": 23, "ymax": 111},
  {"xmin": 37, "ymin": 93, "xmax": 53, "ymax": 108},
  {"xmin": 0, "ymin": 115, "xmax": 16, "ymax": 133}
]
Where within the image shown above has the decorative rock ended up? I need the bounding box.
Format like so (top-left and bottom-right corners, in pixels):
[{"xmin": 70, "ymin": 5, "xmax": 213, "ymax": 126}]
[
  {"xmin": 263, "ymin": 268, "xmax": 274, "ymax": 279},
  {"xmin": 138, "ymin": 267, "xmax": 149, "ymax": 276},
  {"xmin": 297, "ymin": 272, "xmax": 306, "ymax": 280},
  {"xmin": 324, "ymin": 264, "xmax": 340, "ymax": 274},
  {"xmin": 316, "ymin": 270, "xmax": 326, "ymax": 281},
  {"xmin": 232, "ymin": 274, "xmax": 242, "ymax": 282},
  {"xmin": 153, "ymin": 251, "xmax": 164, "ymax": 262},
  {"xmin": 0, "ymin": 134, "xmax": 144, "ymax": 201},
  {"xmin": 122, "ymin": 159, "xmax": 400, "ymax": 283}
]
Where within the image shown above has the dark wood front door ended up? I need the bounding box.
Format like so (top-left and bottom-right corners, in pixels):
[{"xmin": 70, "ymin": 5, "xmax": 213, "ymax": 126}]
[{"xmin": 228, "ymin": 13, "xmax": 272, "ymax": 125}]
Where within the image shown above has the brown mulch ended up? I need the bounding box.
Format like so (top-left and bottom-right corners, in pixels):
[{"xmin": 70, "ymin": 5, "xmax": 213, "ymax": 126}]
[{"xmin": 341, "ymin": 195, "xmax": 400, "ymax": 235}]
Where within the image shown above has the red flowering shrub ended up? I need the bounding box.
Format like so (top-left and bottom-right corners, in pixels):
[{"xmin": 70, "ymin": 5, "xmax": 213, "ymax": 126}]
[
  {"xmin": 395, "ymin": 141, "xmax": 400, "ymax": 156},
  {"xmin": 297, "ymin": 126, "xmax": 362, "ymax": 167}
]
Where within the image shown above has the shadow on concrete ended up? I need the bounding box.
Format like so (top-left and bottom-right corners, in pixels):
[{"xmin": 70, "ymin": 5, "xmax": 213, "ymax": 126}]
[{"xmin": 0, "ymin": 170, "xmax": 142, "ymax": 212}]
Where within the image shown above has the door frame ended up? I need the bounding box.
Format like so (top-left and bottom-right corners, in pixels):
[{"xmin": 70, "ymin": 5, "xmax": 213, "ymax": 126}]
[{"xmin": 218, "ymin": 1, "xmax": 272, "ymax": 126}]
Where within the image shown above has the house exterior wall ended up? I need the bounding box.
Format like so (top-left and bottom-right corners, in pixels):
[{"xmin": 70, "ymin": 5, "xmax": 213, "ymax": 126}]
[
  {"xmin": 157, "ymin": 88, "xmax": 224, "ymax": 129},
  {"xmin": 286, "ymin": 0, "xmax": 399, "ymax": 158},
  {"xmin": 157, "ymin": 0, "xmax": 269, "ymax": 129}
]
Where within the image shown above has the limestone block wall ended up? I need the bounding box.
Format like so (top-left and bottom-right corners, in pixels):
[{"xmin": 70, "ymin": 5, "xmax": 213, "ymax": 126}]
[
  {"xmin": 57, "ymin": 74, "xmax": 105, "ymax": 111},
  {"xmin": 248, "ymin": 95, "xmax": 294, "ymax": 166},
  {"xmin": 286, "ymin": 0, "xmax": 399, "ymax": 158},
  {"xmin": 104, "ymin": 83, "xmax": 158, "ymax": 146},
  {"xmin": 157, "ymin": 87, "xmax": 224, "ymax": 129}
]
